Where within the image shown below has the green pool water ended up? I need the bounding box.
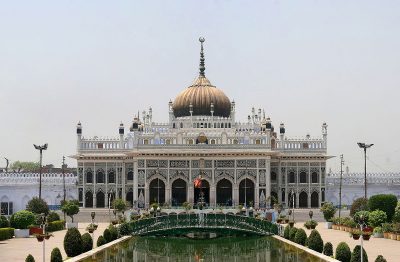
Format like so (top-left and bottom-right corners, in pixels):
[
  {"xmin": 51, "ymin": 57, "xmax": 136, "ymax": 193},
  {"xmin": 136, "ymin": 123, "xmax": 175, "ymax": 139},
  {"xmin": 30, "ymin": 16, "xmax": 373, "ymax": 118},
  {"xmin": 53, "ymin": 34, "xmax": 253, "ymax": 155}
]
[{"xmin": 81, "ymin": 235, "xmax": 328, "ymax": 262}]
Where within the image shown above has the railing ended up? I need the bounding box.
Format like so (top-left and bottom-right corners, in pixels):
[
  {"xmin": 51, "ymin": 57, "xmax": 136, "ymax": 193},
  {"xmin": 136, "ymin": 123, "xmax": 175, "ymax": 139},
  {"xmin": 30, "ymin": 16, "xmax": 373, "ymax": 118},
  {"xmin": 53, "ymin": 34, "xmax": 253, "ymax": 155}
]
[{"xmin": 130, "ymin": 213, "xmax": 276, "ymax": 236}]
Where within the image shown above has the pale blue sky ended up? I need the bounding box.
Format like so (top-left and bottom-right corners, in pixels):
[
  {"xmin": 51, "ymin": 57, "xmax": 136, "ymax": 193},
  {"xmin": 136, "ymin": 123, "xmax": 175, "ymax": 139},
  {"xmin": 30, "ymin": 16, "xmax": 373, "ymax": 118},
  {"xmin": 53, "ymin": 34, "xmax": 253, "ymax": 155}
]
[{"xmin": 0, "ymin": 1, "xmax": 399, "ymax": 172}]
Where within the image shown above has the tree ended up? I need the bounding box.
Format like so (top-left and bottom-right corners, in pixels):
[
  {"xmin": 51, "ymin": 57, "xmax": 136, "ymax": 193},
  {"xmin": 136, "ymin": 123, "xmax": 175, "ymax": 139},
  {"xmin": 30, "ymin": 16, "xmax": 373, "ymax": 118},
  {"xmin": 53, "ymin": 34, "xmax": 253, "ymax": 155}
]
[
  {"xmin": 294, "ymin": 228, "xmax": 307, "ymax": 246},
  {"xmin": 81, "ymin": 233, "xmax": 93, "ymax": 253},
  {"xmin": 97, "ymin": 235, "xmax": 106, "ymax": 247},
  {"xmin": 64, "ymin": 228, "xmax": 83, "ymax": 257},
  {"xmin": 307, "ymin": 229, "xmax": 324, "ymax": 253},
  {"xmin": 323, "ymin": 242, "xmax": 333, "ymax": 257},
  {"xmin": 350, "ymin": 197, "xmax": 369, "ymax": 216},
  {"xmin": 336, "ymin": 242, "xmax": 351, "ymax": 262},
  {"xmin": 112, "ymin": 198, "xmax": 127, "ymax": 213},
  {"xmin": 50, "ymin": 248, "xmax": 62, "ymax": 262},
  {"xmin": 350, "ymin": 245, "xmax": 368, "ymax": 262},
  {"xmin": 25, "ymin": 254, "xmax": 35, "ymax": 262},
  {"xmin": 26, "ymin": 197, "xmax": 49, "ymax": 215},
  {"xmin": 368, "ymin": 194, "xmax": 398, "ymax": 221},
  {"xmin": 375, "ymin": 255, "xmax": 387, "ymax": 262},
  {"xmin": 320, "ymin": 202, "xmax": 336, "ymax": 222},
  {"xmin": 61, "ymin": 200, "xmax": 79, "ymax": 223},
  {"xmin": 11, "ymin": 161, "xmax": 40, "ymax": 171}
]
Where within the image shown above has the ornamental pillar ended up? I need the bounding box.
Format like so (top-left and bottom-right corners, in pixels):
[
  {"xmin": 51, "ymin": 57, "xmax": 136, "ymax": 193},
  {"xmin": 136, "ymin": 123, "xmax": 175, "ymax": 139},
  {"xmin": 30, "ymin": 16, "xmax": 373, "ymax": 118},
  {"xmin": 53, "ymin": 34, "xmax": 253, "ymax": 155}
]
[{"xmin": 210, "ymin": 186, "xmax": 216, "ymax": 208}]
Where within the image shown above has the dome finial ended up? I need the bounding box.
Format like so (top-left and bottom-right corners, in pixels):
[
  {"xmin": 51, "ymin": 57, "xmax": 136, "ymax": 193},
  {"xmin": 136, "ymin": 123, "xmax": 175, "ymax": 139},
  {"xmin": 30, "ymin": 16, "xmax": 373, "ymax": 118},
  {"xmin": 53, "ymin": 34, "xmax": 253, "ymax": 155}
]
[{"xmin": 199, "ymin": 37, "xmax": 205, "ymax": 77}]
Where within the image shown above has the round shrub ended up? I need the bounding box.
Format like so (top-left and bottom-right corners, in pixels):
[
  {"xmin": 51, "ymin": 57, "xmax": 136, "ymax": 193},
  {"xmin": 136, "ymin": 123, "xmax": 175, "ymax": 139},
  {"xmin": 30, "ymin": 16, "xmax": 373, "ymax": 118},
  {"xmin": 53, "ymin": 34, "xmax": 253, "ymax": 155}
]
[
  {"xmin": 350, "ymin": 245, "xmax": 368, "ymax": 262},
  {"xmin": 81, "ymin": 233, "xmax": 93, "ymax": 253},
  {"xmin": 10, "ymin": 210, "xmax": 35, "ymax": 229},
  {"xmin": 375, "ymin": 255, "xmax": 387, "ymax": 262},
  {"xmin": 118, "ymin": 222, "xmax": 131, "ymax": 236},
  {"xmin": 25, "ymin": 254, "xmax": 35, "ymax": 262},
  {"xmin": 47, "ymin": 212, "xmax": 60, "ymax": 223},
  {"xmin": 294, "ymin": 228, "xmax": 307, "ymax": 246},
  {"xmin": 320, "ymin": 202, "xmax": 336, "ymax": 222},
  {"xmin": 350, "ymin": 197, "xmax": 369, "ymax": 216},
  {"xmin": 354, "ymin": 210, "xmax": 370, "ymax": 225},
  {"xmin": 26, "ymin": 197, "xmax": 49, "ymax": 215},
  {"xmin": 336, "ymin": 242, "xmax": 351, "ymax": 262},
  {"xmin": 50, "ymin": 247, "xmax": 62, "ymax": 262},
  {"xmin": 97, "ymin": 235, "xmax": 106, "ymax": 247},
  {"xmin": 108, "ymin": 225, "xmax": 118, "ymax": 241},
  {"xmin": 0, "ymin": 215, "xmax": 9, "ymax": 228},
  {"xmin": 64, "ymin": 228, "xmax": 83, "ymax": 257},
  {"xmin": 307, "ymin": 229, "xmax": 323, "ymax": 253},
  {"xmin": 284, "ymin": 225, "xmax": 290, "ymax": 239},
  {"xmin": 368, "ymin": 210, "xmax": 387, "ymax": 228},
  {"xmin": 289, "ymin": 227, "xmax": 298, "ymax": 242},
  {"xmin": 368, "ymin": 194, "xmax": 397, "ymax": 221},
  {"xmin": 103, "ymin": 228, "xmax": 112, "ymax": 243},
  {"xmin": 323, "ymin": 242, "xmax": 333, "ymax": 257}
]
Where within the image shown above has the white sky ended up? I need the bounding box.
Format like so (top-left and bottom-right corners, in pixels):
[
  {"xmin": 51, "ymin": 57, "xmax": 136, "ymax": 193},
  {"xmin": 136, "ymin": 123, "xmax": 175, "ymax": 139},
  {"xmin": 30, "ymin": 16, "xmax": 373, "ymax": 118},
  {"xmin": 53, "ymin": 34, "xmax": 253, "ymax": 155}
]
[{"xmin": 0, "ymin": 1, "xmax": 399, "ymax": 172}]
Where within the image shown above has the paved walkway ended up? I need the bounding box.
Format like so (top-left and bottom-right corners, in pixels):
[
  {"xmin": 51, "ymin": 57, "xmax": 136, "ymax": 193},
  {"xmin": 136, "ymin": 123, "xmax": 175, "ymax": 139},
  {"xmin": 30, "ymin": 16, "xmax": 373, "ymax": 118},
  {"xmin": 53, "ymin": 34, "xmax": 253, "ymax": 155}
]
[
  {"xmin": 294, "ymin": 222, "xmax": 400, "ymax": 262},
  {"xmin": 0, "ymin": 223, "xmax": 109, "ymax": 262}
]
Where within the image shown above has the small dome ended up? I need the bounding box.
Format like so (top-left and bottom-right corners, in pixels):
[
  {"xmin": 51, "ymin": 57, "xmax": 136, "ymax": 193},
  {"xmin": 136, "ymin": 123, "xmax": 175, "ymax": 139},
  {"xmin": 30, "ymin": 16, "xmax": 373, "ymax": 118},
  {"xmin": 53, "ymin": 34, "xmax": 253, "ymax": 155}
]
[{"xmin": 173, "ymin": 76, "xmax": 231, "ymax": 118}]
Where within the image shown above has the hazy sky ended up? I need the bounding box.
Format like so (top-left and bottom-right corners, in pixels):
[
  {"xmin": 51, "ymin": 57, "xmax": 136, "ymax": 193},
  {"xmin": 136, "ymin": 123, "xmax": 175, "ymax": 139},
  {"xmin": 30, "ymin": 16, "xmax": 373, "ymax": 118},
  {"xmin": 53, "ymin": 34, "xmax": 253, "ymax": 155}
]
[{"xmin": 1, "ymin": 1, "xmax": 399, "ymax": 172}]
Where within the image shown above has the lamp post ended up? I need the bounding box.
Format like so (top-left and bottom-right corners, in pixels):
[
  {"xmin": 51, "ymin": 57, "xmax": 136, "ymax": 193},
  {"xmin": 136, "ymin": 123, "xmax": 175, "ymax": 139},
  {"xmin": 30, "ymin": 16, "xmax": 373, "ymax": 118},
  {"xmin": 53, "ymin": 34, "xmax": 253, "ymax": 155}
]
[
  {"xmin": 339, "ymin": 154, "xmax": 344, "ymax": 220},
  {"xmin": 90, "ymin": 211, "xmax": 96, "ymax": 248},
  {"xmin": 357, "ymin": 143, "xmax": 374, "ymax": 199},
  {"xmin": 33, "ymin": 143, "xmax": 48, "ymax": 200},
  {"xmin": 41, "ymin": 213, "xmax": 47, "ymax": 262},
  {"xmin": 358, "ymin": 214, "xmax": 366, "ymax": 262}
]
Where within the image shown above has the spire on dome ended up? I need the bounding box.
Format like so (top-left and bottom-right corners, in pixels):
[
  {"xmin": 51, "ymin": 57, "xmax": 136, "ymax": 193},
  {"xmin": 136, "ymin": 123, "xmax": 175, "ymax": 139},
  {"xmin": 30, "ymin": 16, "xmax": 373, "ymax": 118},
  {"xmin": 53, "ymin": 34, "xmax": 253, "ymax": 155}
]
[{"xmin": 199, "ymin": 37, "xmax": 205, "ymax": 77}]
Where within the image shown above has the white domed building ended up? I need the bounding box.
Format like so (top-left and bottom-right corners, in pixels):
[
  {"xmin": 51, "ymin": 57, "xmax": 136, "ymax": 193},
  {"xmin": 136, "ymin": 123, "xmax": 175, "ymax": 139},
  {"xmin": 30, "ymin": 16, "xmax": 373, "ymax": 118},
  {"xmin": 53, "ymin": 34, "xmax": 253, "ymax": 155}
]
[{"xmin": 71, "ymin": 38, "xmax": 329, "ymax": 209}]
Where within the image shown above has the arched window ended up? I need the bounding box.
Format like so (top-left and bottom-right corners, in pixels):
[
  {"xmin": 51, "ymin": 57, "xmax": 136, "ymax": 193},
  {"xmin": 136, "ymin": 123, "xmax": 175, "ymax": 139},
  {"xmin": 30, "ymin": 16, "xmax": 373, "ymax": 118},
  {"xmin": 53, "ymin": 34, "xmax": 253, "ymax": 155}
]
[
  {"xmin": 210, "ymin": 139, "xmax": 216, "ymax": 144},
  {"xmin": 143, "ymin": 139, "xmax": 149, "ymax": 145},
  {"xmin": 233, "ymin": 139, "xmax": 238, "ymax": 144},
  {"xmin": 188, "ymin": 139, "xmax": 194, "ymax": 145},
  {"xmin": 172, "ymin": 123, "xmax": 176, "ymax": 128},
  {"xmin": 271, "ymin": 172, "xmax": 277, "ymax": 182},
  {"xmin": 180, "ymin": 122, "xmax": 183, "ymax": 128},
  {"xmin": 96, "ymin": 170, "xmax": 105, "ymax": 183},
  {"xmin": 311, "ymin": 172, "xmax": 318, "ymax": 183},
  {"xmin": 108, "ymin": 170, "xmax": 115, "ymax": 184},
  {"xmin": 166, "ymin": 139, "xmax": 171, "ymax": 145},
  {"xmin": 127, "ymin": 171, "xmax": 133, "ymax": 181},
  {"xmin": 289, "ymin": 172, "xmax": 295, "ymax": 183},
  {"xmin": 255, "ymin": 139, "xmax": 261, "ymax": 144},
  {"xmin": 86, "ymin": 171, "xmax": 93, "ymax": 184},
  {"xmin": 300, "ymin": 172, "xmax": 307, "ymax": 183}
]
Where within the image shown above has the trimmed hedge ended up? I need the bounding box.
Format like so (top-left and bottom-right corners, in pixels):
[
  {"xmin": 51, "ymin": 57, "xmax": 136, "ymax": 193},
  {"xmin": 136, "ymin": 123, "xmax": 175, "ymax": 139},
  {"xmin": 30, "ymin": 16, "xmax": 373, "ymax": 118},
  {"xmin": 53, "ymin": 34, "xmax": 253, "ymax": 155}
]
[
  {"xmin": 294, "ymin": 228, "xmax": 307, "ymax": 246},
  {"xmin": 108, "ymin": 225, "xmax": 118, "ymax": 241},
  {"xmin": 307, "ymin": 229, "xmax": 323, "ymax": 253},
  {"xmin": 103, "ymin": 228, "xmax": 112, "ymax": 243},
  {"xmin": 284, "ymin": 225, "xmax": 290, "ymax": 239},
  {"xmin": 10, "ymin": 210, "xmax": 35, "ymax": 229},
  {"xmin": 0, "ymin": 215, "xmax": 9, "ymax": 228},
  {"xmin": 46, "ymin": 220, "xmax": 65, "ymax": 232},
  {"xmin": 336, "ymin": 242, "xmax": 351, "ymax": 262},
  {"xmin": 323, "ymin": 242, "xmax": 333, "ymax": 257},
  {"xmin": 350, "ymin": 197, "xmax": 369, "ymax": 216},
  {"xmin": 0, "ymin": 228, "xmax": 14, "ymax": 241},
  {"xmin": 81, "ymin": 233, "xmax": 93, "ymax": 253},
  {"xmin": 289, "ymin": 227, "xmax": 298, "ymax": 242},
  {"xmin": 97, "ymin": 235, "xmax": 106, "ymax": 247},
  {"xmin": 368, "ymin": 210, "xmax": 387, "ymax": 228},
  {"xmin": 26, "ymin": 254, "xmax": 35, "ymax": 262},
  {"xmin": 350, "ymin": 245, "xmax": 368, "ymax": 262},
  {"xmin": 119, "ymin": 222, "xmax": 131, "ymax": 236},
  {"xmin": 368, "ymin": 194, "xmax": 397, "ymax": 221},
  {"xmin": 50, "ymin": 247, "xmax": 62, "ymax": 262},
  {"xmin": 64, "ymin": 228, "xmax": 83, "ymax": 257},
  {"xmin": 375, "ymin": 255, "xmax": 387, "ymax": 262}
]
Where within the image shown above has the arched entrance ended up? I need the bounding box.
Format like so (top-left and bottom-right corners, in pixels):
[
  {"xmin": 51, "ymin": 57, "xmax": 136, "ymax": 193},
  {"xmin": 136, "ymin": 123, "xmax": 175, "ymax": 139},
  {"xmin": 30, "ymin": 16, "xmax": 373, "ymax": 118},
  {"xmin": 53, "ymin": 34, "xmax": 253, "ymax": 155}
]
[
  {"xmin": 149, "ymin": 178, "xmax": 165, "ymax": 204},
  {"xmin": 171, "ymin": 179, "xmax": 187, "ymax": 206},
  {"xmin": 85, "ymin": 192, "xmax": 93, "ymax": 208},
  {"xmin": 126, "ymin": 191, "xmax": 133, "ymax": 207},
  {"xmin": 288, "ymin": 192, "xmax": 297, "ymax": 208},
  {"xmin": 216, "ymin": 179, "xmax": 232, "ymax": 206},
  {"xmin": 96, "ymin": 191, "xmax": 105, "ymax": 208},
  {"xmin": 194, "ymin": 180, "xmax": 210, "ymax": 205},
  {"xmin": 239, "ymin": 178, "xmax": 254, "ymax": 207},
  {"xmin": 299, "ymin": 192, "xmax": 308, "ymax": 208},
  {"xmin": 311, "ymin": 191, "xmax": 319, "ymax": 208}
]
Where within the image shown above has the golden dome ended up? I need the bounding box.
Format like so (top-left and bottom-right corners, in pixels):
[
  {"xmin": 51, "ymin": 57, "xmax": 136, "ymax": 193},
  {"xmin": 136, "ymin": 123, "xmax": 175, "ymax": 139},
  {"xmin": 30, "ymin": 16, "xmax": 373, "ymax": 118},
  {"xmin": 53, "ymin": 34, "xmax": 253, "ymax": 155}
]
[
  {"xmin": 172, "ymin": 37, "xmax": 231, "ymax": 118},
  {"xmin": 173, "ymin": 76, "xmax": 231, "ymax": 118}
]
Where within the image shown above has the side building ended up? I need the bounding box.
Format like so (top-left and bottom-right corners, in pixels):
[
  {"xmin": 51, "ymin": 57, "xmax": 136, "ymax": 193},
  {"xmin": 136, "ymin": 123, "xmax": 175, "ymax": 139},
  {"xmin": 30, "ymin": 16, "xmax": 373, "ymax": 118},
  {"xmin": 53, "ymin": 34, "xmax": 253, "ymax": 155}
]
[{"xmin": 71, "ymin": 38, "xmax": 329, "ymax": 209}]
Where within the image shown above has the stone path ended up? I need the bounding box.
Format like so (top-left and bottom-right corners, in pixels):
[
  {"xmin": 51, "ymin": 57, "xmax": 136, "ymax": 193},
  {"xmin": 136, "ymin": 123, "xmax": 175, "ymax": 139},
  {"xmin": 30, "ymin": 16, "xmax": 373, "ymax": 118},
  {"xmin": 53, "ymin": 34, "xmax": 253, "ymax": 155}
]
[
  {"xmin": 294, "ymin": 222, "xmax": 400, "ymax": 262},
  {"xmin": 0, "ymin": 223, "xmax": 109, "ymax": 262}
]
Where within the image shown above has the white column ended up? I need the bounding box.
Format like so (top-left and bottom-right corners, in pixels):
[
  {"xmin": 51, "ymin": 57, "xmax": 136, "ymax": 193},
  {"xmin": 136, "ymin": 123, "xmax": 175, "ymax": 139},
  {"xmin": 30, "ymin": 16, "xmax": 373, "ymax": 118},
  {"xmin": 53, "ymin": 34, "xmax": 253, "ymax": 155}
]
[
  {"xmin": 265, "ymin": 157, "xmax": 271, "ymax": 204},
  {"xmin": 133, "ymin": 160, "xmax": 138, "ymax": 206}
]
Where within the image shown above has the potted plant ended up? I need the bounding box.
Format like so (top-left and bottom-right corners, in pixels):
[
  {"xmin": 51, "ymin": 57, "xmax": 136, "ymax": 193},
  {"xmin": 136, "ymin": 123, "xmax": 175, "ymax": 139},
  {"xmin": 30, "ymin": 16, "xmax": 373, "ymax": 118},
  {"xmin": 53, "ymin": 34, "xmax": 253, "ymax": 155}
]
[
  {"xmin": 10, "ymin": 210, "xmax": 36, "ymax": 238},
  {"xmin": 86, "ymin": 223, "xmax": 97, "ymax": 233},
  {"xmin": 34, "ymin": 232, "xmax": 53, "ymax": 242},
  {"xmin": 362, "ymin": 231, "xmax": 372, "ymax": 241},
  {"xmin": 351, "ymin": 229, "xmax": 361, "ymax": 240},
  {"xmin": 320, "ymin": 202, "xmax": 336, "ymax": 229},
  {"xmin": 331, "ymin": 217, "xmax": 339, "ymax": 230},
  {"xmin": 28, "ymin": 224, "xmax": 43, "ymax": 235},
  {"xmin": 382, "ymin": 223, "xmax": 391, "ymax": 239},
  {"xmin": 61, "ymin": 200, "xmax": 80, "ymax": 228},
  {"xmin": 373, "ymin": 226, "xmax": 383, "ymax": 238},
  {"xmin": 288, "ymin": 220, "xmax": 295, "ymax": 227},
  {"xmin": 393, "ymin": 223, "xmax": 400, "ymax": 241}
]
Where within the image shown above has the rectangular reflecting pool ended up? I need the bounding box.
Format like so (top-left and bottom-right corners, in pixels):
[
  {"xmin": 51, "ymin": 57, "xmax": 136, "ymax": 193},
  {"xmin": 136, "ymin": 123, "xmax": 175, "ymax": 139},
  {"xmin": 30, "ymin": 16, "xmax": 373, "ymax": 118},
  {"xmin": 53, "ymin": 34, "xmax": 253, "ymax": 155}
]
[{"xmin": 80, "ymin": 235, "xmax": 330, "ymax": 262}]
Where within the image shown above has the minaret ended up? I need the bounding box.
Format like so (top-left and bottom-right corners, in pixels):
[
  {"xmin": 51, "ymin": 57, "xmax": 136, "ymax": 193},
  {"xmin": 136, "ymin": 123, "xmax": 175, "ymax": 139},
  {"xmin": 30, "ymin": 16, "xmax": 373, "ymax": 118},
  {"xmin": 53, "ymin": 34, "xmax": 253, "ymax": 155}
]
[
  {"xmin": 231, "ymin": 100, "xmax": 236, "ymax": 123},
  {"xmin": 280, "ymin": 123, "xmax": 285, "ymax": 145},
  {"xmin": 168, "ymin": 100, "xmax": 174, "ymax": 125},
  {"xmin": 189, "ymin": 102, "xmax": 193, "ymax": 127},
  {"xmin": 322, "ymin": 122, "xmax": 328, "ymax": 147},
  {"xmin": 76, "ymin": 122, "xmax": 82, "ymax": 151},
  {"xmin": 119, "ymin": 122, "xmax": 124, "ymax": 149},
  {"xmin": 199, "ymin": 37, "xmax": 206, "ymax": 77},
  {"xmin": 149, "ymin": 107, "xmax": 153, "ymax": 125}
]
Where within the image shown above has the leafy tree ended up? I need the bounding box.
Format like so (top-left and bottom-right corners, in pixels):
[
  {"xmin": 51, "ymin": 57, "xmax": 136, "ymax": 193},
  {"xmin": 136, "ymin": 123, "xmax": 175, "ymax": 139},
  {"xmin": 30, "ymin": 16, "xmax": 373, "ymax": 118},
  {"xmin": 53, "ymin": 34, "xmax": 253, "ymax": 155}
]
[
  {"xmin": 368, "ymin": 194, "xmax": 398, "ymax": 221},
  {"xmin": 25, "ymin": 254, "xmax": 35, "ymax": 262},
  {"xmin": 368, "ymin": 210, "xmax": 387, "ymax": 228},
  {"xmin": 64, "ymin": 228, "xmax": 83, "ymax": 257},
  {"xmin": 335, "ymin": 242, "xmax": 351, "ymax": 262},
  {"xmin": 112, "ymin": 198, "xmax": 128, "ymax": 213},
  {"xmin": 81, "ymin": 233, "xmax": 93, "ymax": 252},
  {"xmin": 350, "ymin": 197, "xmax": 369, "ymax": 216},
  {"xmin": 0, "ymin": 215, "xmax": 9, "ymax": 228},
  {"xmin": 11, "ymin": 161, "xmax": 40, "ymax": 171},
  {"xmin": 26, "ymin": 197, "xmax": 49, "ymax": 215},
  {"xmin": 47, "ymin": 212, "xmax": 60, "ymax": 223},
  {"xmin": 97, "ymin": 235, "xmax": 106, "ymax": 247},
  {"xmin": 320, "ymin": 202, "xmax": 336, "ymax": 222},
  {"xmin": 350, "ymin": 245, "xmax": 368, "ymax": 262},
  {"xmin": 108, "ymin": 225, "xmax": 118, "ymax": 241},
  {"xmin": 10, "ymin": 210, "xmax": 36, "ymax": 229},
  {"xmin": 294, "ymin": 228, "xmax": 307, "ymax": 246},
  {"xmin": 50, "ymin": 247, "xmax": 62, "ymax": 262},
  {"xmin": 307, "ymin": 229, "xmax": 323, "ymax": 253},
  {"xmin": 103, "ymin": 228, "xmax": 112, "ymax": 243},
  {"xmin": 61, "ymin": 200, "xmax": 79, "ymax": 223},
  {"xmin": 289, "ymin": 227, "xmax": 298, "ymax": 242}
]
